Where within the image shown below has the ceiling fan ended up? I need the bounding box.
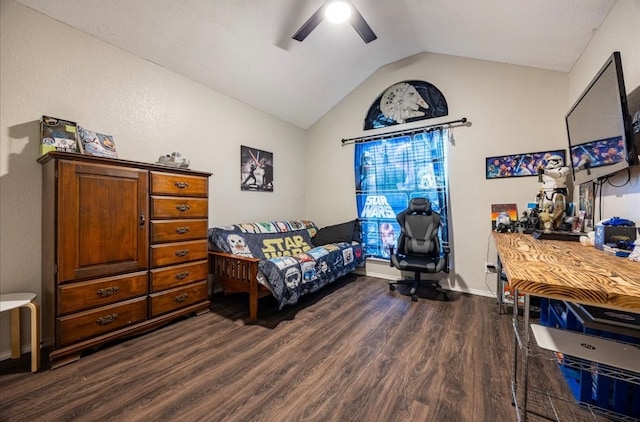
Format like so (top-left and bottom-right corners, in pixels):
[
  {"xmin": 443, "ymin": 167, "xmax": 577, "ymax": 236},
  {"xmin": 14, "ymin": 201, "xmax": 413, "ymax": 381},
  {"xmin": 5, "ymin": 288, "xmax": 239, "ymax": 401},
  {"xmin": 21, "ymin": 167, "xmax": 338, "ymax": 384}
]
[{"xmin": 292, "ymin": 0, "xmax": 377, "ymax": 44}]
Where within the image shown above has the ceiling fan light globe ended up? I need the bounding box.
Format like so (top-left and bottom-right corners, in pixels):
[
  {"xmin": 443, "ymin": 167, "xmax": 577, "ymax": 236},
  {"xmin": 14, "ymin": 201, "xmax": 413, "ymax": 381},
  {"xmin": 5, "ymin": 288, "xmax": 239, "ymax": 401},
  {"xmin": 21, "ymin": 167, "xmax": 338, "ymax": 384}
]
[{"xmin": 325, "ymin": 1, "xmax": 352, "ymax": 24}]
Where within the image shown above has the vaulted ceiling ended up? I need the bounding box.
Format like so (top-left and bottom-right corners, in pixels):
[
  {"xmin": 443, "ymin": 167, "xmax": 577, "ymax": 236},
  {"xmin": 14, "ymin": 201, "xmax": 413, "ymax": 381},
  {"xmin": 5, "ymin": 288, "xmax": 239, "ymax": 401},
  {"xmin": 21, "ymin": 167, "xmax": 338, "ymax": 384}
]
[{"xmin": 14, "ymin": 0, "xmax": 617, "ymax": 129}]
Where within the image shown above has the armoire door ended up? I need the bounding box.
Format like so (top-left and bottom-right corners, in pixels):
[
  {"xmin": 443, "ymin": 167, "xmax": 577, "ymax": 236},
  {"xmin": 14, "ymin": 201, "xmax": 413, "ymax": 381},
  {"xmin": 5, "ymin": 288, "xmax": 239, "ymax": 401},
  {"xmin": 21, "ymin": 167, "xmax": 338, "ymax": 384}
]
[{"xmin": 56, "ymin": 160, "xmax": 149, "ymax": 282}]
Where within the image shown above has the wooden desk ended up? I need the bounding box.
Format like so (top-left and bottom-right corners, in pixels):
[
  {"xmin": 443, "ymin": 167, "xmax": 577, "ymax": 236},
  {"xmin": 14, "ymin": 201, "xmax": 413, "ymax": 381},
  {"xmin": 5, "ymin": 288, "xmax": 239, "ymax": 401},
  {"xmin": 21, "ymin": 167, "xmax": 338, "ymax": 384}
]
[
  {"xmin": 493, "ymin": 232, "xmax": 640, "ymax": 312},
  {"xmin": 494, "ymin": 233, "xmax": 640, "ymax": 421}
]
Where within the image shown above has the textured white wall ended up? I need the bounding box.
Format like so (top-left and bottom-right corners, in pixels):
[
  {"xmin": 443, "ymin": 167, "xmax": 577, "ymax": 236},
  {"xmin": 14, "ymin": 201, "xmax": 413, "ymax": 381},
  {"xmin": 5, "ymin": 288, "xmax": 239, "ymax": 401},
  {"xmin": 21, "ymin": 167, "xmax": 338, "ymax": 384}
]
[
  {"xmin": 305, "ymin": 0, "xmax": 639, "ymax": 294},
  {"xmin": 567, "ymin": 0, "xmax": 640, "ymax": 223},
  {"xmin": 306, "ymin": 0, "xmax": 639, "ymax": 294},
  {"xmin": 0, "ymin": 0, "xmax": 306, "ymax": 357}
]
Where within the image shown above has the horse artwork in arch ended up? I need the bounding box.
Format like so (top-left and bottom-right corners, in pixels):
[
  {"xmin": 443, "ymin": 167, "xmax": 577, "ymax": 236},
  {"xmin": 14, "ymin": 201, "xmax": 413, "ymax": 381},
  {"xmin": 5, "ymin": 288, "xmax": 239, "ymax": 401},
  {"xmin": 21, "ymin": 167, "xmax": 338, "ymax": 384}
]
[{"xmin": 364, "ymin": 80, "xmax": 448, "ymax": 130}]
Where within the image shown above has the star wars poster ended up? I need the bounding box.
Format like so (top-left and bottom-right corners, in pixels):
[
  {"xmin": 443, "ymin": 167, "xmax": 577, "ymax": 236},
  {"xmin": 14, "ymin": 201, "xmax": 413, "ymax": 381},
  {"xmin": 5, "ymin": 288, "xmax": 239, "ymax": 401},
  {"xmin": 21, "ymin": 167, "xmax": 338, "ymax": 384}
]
[
  {"xmin": 241, "ymin": 146, "xmax": 273, "ymax": 192},
  {"xmin": 354, "ymin": 130, "xmax": 449, "ymax": 259},
  {"xmin": 485, "ymin": 150, "xmax": 566, "ymax": 179}
]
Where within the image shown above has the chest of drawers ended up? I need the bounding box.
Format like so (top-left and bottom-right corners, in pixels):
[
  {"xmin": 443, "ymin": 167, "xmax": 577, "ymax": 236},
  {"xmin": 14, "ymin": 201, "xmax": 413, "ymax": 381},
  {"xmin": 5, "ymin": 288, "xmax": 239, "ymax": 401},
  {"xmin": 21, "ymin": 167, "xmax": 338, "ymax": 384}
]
[
  {"xmin": 148, "ymin": 172, "xmax": 209, "ymax": 318},
  {"xmin": 39, "ymin": 152, "xmax": 211, "ymax": 368}
]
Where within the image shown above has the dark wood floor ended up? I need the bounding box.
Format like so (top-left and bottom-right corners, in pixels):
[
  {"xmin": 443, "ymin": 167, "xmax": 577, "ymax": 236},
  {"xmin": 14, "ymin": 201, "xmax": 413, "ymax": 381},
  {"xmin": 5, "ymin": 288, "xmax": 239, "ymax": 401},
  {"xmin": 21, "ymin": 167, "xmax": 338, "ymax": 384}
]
[{"xmin": 0, "ymin": 276, "xmax": 611, "ymax": 422}]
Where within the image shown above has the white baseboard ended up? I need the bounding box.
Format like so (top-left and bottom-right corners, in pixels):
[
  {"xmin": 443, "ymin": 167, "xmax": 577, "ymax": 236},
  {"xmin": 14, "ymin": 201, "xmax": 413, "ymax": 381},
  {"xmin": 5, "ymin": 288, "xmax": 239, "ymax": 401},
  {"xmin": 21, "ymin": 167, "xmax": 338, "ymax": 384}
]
[
  {"xmin": 0, "ymin": 345, "xmax": 32, "ymax": 362},
  {"xmin": 353, "ymin": 269, "xmax": 496, "ymax": 299}
]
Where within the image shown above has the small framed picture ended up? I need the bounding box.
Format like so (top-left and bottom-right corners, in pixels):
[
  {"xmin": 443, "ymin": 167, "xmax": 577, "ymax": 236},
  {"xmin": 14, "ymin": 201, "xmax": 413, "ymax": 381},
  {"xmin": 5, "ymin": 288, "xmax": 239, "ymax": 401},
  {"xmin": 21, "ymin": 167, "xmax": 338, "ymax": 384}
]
[
  {"xmin": 491, "ymin": 203, "xmax": 518, "ymax": 230},
  {"xmin": 240, "ymin": 146, "xmax": 273, "ymax": 192},
  {"xmin": 572, "ymin": 210, "xmax": 586, "ymax": 233},
  {"xmin": 486, "ymin": 149, "xmax": 566, "ymax": 179},
  {"xmin": 578, "ymin": 182, "xmax": 595, "ymax": 231}
]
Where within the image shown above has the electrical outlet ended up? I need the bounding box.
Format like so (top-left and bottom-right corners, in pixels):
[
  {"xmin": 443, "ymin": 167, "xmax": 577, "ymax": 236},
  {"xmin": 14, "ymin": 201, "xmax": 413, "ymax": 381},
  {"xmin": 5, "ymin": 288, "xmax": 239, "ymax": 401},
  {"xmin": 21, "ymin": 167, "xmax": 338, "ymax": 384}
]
[{"xmin": 485, "ymin": 262, "xmax": 497, "ymax": 274}]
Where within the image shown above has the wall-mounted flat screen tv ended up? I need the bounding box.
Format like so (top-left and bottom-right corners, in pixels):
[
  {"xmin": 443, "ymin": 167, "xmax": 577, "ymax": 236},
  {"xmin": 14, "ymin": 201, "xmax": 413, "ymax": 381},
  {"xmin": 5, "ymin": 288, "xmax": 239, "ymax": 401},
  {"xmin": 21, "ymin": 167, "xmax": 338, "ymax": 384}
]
[{"xmin": 566, "ymin": 51, "xmax": 638, "ymax": 185}]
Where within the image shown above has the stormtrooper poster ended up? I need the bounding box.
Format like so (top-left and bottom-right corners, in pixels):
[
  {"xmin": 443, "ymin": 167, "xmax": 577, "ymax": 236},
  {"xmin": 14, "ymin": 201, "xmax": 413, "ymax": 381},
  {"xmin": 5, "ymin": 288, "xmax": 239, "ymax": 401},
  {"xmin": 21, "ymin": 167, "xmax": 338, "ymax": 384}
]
[
  {"xmin": 354, "ymin": 130, "xmax": 449, "ymax": 259},
  {"xmin": 364, "ymin": 80, "xmax": 448, "ymax": 130},
  {"xmin": 241, "ymin": 146, "xmax": 273, "ymax": 192}
]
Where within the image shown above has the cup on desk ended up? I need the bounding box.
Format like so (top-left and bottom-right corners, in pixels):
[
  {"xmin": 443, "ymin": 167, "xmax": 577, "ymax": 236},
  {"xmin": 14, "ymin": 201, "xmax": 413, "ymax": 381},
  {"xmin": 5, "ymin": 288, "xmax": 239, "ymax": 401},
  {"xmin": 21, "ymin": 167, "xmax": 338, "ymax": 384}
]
[{"xmin": 579, "ymin": 231, "xmax": 595, "ymax": 247}]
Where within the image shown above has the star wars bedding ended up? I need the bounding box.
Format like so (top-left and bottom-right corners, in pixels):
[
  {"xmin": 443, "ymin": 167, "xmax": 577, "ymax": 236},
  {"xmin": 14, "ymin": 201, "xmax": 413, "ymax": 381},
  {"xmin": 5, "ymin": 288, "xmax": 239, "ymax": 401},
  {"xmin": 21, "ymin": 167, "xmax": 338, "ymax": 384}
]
[{"xmin": 208, "ymin": 220, "xmax": 365, "ymax": 309}]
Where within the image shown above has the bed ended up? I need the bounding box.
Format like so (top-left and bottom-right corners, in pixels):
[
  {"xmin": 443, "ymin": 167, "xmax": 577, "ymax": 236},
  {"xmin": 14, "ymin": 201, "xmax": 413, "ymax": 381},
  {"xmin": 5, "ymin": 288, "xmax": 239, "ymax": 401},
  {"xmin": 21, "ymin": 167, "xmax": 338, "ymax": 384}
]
[{"xmin": 208, "ymin": 219, "xmax": 365, "ymax": 322}]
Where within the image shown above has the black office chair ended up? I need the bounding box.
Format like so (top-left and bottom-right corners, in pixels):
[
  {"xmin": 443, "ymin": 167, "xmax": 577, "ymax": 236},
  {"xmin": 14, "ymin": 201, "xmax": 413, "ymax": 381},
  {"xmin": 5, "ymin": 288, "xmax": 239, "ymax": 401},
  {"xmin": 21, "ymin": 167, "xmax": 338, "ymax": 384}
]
[{"xmin": 388, "ymin": 197, "xmax": 450, "ymax": 302}]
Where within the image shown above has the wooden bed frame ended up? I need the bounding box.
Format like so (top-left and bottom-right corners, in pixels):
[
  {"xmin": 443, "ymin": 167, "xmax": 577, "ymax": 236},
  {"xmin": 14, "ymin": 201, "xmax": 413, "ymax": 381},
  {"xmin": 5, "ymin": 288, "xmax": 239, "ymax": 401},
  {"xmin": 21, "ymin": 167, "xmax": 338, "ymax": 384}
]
[{"xmin": 208, "ymin": 251, "xmax": 272, "ymax": 322}]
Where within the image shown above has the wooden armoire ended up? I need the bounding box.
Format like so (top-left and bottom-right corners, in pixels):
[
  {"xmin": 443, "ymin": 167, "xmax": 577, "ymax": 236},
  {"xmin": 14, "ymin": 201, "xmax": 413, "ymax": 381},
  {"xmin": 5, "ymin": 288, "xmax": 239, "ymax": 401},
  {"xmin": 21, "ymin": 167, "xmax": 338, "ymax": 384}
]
[{"xmin": 38, "ymin": 152, "xmax": 211, "ymax": 368}]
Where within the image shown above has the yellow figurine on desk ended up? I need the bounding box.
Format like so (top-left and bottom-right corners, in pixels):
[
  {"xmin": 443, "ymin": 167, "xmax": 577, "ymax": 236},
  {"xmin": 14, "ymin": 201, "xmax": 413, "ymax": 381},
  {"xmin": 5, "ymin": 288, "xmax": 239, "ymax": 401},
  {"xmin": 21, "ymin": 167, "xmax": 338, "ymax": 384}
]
[{"xmin": 536, "ymin": 154, "xmax": 570, "ymax": 231}]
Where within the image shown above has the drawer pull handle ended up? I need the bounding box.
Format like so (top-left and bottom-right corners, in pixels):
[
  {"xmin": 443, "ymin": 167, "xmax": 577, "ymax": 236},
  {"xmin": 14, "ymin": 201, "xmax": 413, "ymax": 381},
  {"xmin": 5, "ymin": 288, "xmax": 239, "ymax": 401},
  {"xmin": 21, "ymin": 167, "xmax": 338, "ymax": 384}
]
[
  {"xmin": 175, "ymin": 227, "xmax": 190, "ymax": 234},
  {"xmin": 175, "ymin": 271, "xmax": 190, "ymax": 280},
  {"xmin": 96, "ymin": 313, "xmax": 119, "ymax": 326},
  {"xmin": 176, "ymin": 204, "xmax": 190, "ymax": 212},
  {"xmin": 174, "ymin": 293, "xmax": 189, "ymax": 303},
  {"xmin": 97, "ymin": 286, "xmax": 120, "ymax": 297},
  {"xmin": 175, "ymin": 249, "xmax": 189, "ymax": 257},
  {"xmin": 175, "ymin": 181, "xmax": 190, "ymax": 189}
]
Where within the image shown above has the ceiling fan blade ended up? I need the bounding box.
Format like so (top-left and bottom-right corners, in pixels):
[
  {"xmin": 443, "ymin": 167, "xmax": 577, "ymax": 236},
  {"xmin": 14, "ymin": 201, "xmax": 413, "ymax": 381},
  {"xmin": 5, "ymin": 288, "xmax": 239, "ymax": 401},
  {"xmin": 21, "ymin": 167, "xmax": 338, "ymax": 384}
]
[
  {"xmin": 292, "ymin": 5, "xmax": 326, "ymax": 42},
  {"xmin": 350, "ymin": 5, "xmax": 377, "ymax": 43}
]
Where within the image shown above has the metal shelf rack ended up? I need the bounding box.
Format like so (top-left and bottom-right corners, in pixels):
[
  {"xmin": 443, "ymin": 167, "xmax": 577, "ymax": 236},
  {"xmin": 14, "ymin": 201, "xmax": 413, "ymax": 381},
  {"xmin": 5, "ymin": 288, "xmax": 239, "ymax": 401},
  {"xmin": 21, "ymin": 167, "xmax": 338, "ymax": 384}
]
[{"xmin": 510, "ymin": 292, "xmax": 640, "ymax": 422}]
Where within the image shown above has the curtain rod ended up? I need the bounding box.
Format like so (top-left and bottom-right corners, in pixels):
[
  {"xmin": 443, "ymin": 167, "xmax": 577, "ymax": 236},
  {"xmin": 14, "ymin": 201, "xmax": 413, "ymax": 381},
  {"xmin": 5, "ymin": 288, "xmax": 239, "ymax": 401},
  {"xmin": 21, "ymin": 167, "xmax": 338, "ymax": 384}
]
[{"xmin": 341, "ymin": 117, "xmax": 468, "ymax": 145}]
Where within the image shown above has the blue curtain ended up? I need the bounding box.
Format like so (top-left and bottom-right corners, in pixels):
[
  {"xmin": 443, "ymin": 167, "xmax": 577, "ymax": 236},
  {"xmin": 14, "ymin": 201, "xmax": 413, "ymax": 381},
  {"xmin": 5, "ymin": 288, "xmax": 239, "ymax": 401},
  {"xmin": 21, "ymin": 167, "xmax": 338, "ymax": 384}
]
[{"xmin": 354, "ymin": 129, "xmax": 449, "ymax": 259}]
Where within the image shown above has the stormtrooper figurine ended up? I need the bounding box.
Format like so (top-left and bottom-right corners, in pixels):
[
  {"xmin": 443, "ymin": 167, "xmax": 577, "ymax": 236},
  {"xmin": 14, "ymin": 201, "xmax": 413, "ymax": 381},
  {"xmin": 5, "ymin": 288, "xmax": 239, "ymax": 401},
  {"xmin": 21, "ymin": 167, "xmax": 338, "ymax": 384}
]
[{"xmin": 536, "ymin": 155, "xmax": 570, "ymax": 231}]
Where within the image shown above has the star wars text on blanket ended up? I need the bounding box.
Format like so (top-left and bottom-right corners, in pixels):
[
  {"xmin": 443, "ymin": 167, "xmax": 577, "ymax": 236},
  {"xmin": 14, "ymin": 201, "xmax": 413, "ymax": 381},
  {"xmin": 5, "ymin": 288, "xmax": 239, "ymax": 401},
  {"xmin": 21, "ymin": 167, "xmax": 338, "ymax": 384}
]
[{"xmin": 208, "ymin": 220, "xmax": 365, "ymax": 320}]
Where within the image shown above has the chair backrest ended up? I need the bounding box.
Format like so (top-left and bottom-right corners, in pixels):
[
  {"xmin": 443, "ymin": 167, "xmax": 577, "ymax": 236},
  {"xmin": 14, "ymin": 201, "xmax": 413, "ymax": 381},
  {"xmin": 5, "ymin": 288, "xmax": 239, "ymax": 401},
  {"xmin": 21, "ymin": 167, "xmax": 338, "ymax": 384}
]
[{"xmin": 396, "ymin": 198, "xmax": 441, "ymax": 257}]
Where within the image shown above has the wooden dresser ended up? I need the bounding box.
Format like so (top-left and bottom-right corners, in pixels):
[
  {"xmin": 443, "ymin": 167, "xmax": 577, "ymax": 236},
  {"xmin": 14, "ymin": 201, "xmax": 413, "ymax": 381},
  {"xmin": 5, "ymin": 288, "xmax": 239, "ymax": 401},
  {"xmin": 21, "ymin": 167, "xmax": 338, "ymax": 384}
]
[{"xmin": 39, "ymin": 152, "xmax": 211, "ymax": 368}]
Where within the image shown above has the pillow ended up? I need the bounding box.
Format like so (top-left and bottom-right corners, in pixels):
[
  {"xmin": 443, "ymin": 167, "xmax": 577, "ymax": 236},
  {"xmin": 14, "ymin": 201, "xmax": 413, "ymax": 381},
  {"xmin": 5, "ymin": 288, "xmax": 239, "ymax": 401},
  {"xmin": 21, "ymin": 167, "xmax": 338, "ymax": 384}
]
[
  {"xmin": 352, "ymin": 219, "xmax": 362, "ymax": 243},
  {"xmin": 311, "ymin": 219, "xmax": 360, "ymax": 246}
]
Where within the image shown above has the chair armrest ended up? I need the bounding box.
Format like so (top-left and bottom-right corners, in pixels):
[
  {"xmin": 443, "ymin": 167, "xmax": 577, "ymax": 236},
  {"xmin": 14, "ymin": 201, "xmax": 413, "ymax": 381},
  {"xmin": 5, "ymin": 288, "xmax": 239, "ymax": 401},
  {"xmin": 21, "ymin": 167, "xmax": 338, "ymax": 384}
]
[
  {"xmin": 208, "ymin": 251, "xmax": 262, "ymax": 286},
  {"xmin": 388, "ymin": 245, "xmax": 395, "ymax": 266},
  {"xmin": 208, "ymin": 251, "xmax": 267, "ymax": 323}
]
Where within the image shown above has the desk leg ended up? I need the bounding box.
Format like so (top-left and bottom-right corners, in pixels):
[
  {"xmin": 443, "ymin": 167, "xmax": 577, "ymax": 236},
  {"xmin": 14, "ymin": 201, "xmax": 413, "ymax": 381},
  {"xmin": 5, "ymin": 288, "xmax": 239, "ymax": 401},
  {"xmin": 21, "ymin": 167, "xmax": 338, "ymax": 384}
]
[
  {"xmin": 497, "ymin": 256, "xmax": 505, "ymax": 314},
  {"xmin": 522, "ymin": 293, "xmax": 531, "ymax": 422},
  {"xmin": 511, "ymin": 288, "xmax": 520, "ymax": 420},
  {"xmin": 26, "ymin": 302, "xmax": 40, "ymax": 372},
  {"xmin": 10, "ymin": 308, "xmax": 21, "ymax": 359}
]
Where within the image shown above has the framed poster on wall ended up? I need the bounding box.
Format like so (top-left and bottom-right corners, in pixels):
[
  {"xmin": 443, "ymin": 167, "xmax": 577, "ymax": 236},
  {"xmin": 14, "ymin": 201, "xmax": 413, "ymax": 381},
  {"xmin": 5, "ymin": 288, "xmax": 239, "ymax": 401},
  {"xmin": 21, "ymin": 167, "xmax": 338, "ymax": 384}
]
[
  {"xmin": 486, "ymin": 149, "xmax": 566, "ymax": 179},
  {"xmin": 240, "ymin": 145, "xmax": 273, "ymax": 192}
]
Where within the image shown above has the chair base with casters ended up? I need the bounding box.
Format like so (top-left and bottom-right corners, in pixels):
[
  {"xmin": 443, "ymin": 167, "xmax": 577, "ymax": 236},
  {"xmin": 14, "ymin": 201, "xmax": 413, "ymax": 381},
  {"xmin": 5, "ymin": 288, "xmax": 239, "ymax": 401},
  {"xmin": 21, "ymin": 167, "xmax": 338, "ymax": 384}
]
[{"xmin": 389, "ymin": 271, "xmax": 449, "ymax": 302}]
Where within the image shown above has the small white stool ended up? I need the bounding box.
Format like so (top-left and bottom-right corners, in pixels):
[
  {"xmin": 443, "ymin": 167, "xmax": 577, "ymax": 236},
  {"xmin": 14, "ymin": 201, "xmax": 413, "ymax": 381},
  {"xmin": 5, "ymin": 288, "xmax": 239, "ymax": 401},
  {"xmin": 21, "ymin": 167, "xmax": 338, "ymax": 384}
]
[{"xmin": 0, "ymin": 293, "xmax": 40, "ymax": 372}]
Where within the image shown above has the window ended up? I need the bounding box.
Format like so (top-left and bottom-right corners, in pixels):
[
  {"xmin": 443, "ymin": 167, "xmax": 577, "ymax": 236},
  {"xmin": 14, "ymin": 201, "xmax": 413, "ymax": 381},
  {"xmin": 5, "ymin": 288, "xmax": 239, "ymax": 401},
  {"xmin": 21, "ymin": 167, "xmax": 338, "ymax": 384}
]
[{"xmin": 354, "ymin": 129, "xmax": 449, "ymax": 259}]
